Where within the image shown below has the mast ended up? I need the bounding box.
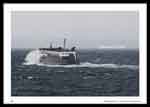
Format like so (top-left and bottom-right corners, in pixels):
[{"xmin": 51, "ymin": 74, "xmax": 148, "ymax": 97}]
[
  {"xmin": 63, "ymin": 38, "xmax": 66, "ymax": 49},
  {"xmin": 50, "ymin": 43, "xmax": 52, "ymax": 49}
]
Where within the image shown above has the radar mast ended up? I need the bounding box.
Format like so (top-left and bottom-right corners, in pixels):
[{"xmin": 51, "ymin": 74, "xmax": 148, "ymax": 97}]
[{"xmin": 63, "ymin": 38, "xmax": 66, "ymax": 49}]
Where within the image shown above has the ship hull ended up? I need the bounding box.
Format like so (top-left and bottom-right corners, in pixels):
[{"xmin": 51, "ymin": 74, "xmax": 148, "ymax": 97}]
[{"xmin": 39, "ymin": 50, "xmax": 79, "ymax": 65}]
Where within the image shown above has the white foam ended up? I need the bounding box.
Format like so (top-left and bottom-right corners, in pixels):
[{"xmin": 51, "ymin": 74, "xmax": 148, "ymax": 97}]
[
  {"xmin": 23, "ymin": 50, "xmax": 43, "ymax": 65},
  {"xmin": 27, "ymin": 76, "xmax": 33, "ymax": 80},
  {"xmin": 24, "ymin": 62, "xmax": 139, "ymax": 70}
]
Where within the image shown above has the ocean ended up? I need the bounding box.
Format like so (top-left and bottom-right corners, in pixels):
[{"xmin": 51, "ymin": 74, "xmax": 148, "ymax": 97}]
[{"xmin": 11, "ymin": 49, "xmax": 139, "ymax": 96}]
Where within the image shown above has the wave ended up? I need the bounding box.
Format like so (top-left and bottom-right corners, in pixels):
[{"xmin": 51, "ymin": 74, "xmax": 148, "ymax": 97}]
[
  {"xmin": 24, "ymin": 49, "xmax": 43, "ymax": 65},
  {"xmin": 23, "ymin": 50, "xmax": 138, "ymax": 70}
]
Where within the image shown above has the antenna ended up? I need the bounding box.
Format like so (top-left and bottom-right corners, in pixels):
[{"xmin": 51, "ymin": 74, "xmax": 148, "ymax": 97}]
[{"xmin": 63, "ymin": 38, "xmax": 66, "ymax": 49}]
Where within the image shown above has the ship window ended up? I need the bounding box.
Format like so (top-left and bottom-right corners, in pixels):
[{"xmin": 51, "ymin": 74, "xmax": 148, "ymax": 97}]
[{"xmin": 62, "ymin": 56, "xmax": 69, "ymax": 59}]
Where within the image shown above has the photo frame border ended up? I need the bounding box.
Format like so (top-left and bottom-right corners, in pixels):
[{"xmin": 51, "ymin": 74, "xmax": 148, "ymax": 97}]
[{"xmin": 3, "ymin": 3, "xmax": 147, "ymax": 104}]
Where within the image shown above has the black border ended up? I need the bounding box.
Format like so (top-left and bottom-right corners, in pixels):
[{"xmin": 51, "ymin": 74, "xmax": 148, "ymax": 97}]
[{"xmin": 1, "ymin": 1, "xmax": 148, "ymax": 105}]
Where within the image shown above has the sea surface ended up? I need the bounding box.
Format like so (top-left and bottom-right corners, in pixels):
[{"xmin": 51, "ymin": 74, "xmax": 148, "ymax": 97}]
[{"xmin": 11, "ymin": 49, "xmax": 139, "ymax": 96}]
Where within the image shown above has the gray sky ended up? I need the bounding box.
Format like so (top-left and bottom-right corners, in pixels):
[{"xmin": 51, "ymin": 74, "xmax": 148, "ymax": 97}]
[{"xmin": 12, "ymin": 11, "xmax": 139, "ymax": 49}]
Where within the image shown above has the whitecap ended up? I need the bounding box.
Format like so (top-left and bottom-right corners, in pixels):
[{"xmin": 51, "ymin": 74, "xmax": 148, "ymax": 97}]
[
  {"xmin": 23, "ymin": 49, "xmax": 43, "ymax": 65},
  {"xmin": 27, "ymin": 76, "xmax": 33, "ymax": 80}
]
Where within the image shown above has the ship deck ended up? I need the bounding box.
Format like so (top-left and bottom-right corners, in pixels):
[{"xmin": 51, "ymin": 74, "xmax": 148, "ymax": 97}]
[{"xmin": 39, "ymin": 48, "xmax": 74, "ymax": 52}]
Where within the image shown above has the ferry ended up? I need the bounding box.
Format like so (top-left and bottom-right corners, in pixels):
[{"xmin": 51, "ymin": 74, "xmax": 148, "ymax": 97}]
[{"xmin": 38, "ymin": 38, "xmax": 80, "ymax": 65}]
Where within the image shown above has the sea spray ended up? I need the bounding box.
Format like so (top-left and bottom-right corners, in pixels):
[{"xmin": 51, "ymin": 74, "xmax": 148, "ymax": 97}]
[{"xmin": 24, "ymin": 50, "xmax": 43, "ymax": 65}]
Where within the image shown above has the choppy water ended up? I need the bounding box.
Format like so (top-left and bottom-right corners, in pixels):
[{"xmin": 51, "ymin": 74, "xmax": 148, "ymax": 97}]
[{"xmin": 11, "ymin": 49, "xmax": 139, "ymax": 96}]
